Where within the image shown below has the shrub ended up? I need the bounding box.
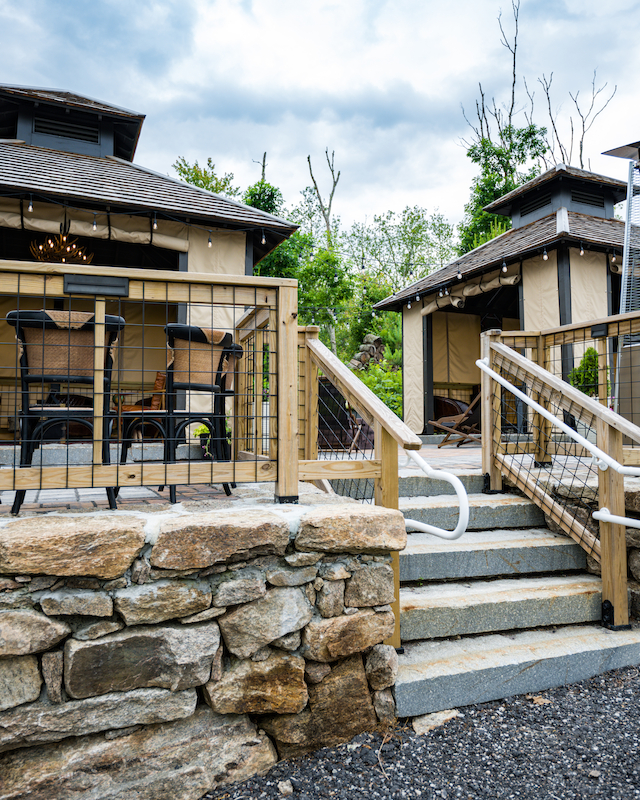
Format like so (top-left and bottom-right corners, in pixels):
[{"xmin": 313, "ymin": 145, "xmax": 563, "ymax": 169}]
[
  {"xmin": 355, "ymin": 362, "xmax": 402, "ymax": 417},
  {"xmin": 568, "ymin": 347, "xmax": 608, "ymax": 397}
]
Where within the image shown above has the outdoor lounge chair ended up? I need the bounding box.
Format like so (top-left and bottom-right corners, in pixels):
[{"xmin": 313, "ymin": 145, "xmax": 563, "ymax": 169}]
[
  {"xmin": 429, "ymin": 393, "xmax": 481, "ymax": 448},
  {"xmin": 7, "ymin": 308, "xmax": 125, "ymax": 514},
  {"xmin": 164, "ymin": 324, "xmax": 242, "ymax": 503}
]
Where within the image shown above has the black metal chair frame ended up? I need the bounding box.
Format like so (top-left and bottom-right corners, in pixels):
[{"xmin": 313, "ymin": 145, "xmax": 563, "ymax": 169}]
[
  {"xmin": 163, "ymin": 324, "xmax": 242, "ymax": 503},
  {"xmin": 7, "ymin": 309, "xmax": 125, "ymax": 514}
]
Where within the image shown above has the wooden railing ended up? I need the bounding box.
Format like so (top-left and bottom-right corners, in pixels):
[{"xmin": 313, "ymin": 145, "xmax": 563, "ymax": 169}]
[
  {"xmin": 0, "ymin": 259, "xmax": 299, "ymax": 499},
  {"xmin": 481, "ymin": 312, "xmax": 640, "ymax": 629}
]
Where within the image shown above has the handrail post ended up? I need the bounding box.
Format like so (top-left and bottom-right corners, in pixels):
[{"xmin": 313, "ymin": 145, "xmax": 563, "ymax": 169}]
[
  {"xmin": 374, "ymin": 420, "xmax": 401, "ymax": 649},
  {"xmin": 597, "ymin": 419, "xmax": 629, "ymax": 628},
  {"xmin": 92, "ymin": 298, "xmax": 106, "ymax": 469},
  {"xmin": 481, "ymin": 330, "xmax": 502, "ymax": 491},
  {"xmin": 533, "ymin": 334, "xmax": 551, "ymax": 465},
  {"xmin": 275, "ymin": 285, "xmax": 299, "ymax": 503}
]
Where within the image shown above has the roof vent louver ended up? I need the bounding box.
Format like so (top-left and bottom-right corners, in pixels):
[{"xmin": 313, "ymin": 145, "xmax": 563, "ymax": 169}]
[
  {"xmin": 571, "ymin": 189, "xmax": 605, "ymax": 208},
  {"xmin": 33, "ymin": 117, "xmax": 100, "ymax": 144},
  {"xmin": 520, "ymin": 192, "xmax": 551, "ymax": 217}
]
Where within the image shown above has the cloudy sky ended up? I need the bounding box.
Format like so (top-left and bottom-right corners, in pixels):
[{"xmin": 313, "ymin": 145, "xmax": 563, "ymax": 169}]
[{"xmin": 0, "ymin": 0, "xmax": 638, "ymax": 229}]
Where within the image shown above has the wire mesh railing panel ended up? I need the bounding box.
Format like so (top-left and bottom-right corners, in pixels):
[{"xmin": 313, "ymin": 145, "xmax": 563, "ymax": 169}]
[
  {"xmin": 316, "ymin": 376, "xmax": 375, "ymax": 503},
  {"xmin": 490, "ymin": 354, "xmax": 602, "ymax": 560},
  {"xmin": 0, "ymin": 265, "xmax": 282, "ymax": 509}
]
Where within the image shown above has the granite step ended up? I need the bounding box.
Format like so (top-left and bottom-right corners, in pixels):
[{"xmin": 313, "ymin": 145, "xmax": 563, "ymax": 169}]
[
  {"xmin": 400, "ymin": 527, "xmax": 586, "ymax": 583},
  {"xmin": 394, "ymin": 624, "xmax": 640, "ymax": 718},
  {"xmin": 400, "ymin": 493, "xmax": 545, "ymax": 531},
  {"xmin": 398, "ymin": 470, "xmax": 485, "ymax": 497},
  {"xmin": 400, "ymin": 574, "xmax": 602, "ymax": 641}
]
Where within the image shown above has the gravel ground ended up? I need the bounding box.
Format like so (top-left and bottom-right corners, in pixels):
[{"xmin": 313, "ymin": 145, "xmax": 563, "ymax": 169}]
[{"xmin": 203, "ymin": 665, "xmax": 640, "ymax": 800}]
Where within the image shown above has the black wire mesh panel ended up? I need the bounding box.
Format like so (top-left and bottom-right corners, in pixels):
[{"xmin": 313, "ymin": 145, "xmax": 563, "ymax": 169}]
[
  {"xmin": 317, "ymin": 377, "xmax": 375, "ymax": 503},
  {"xmin": 491, "ymin": 359, "xmax": 601, "ymax": 561}
]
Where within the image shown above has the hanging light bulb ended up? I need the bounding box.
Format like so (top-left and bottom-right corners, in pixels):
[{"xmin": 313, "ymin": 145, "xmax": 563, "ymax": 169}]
[
  {"xmin": 261, "ymin": 229, "xmax": 266, "ymax": 246},
  {"xmin": 208, "ymin": 232, "xmax": 212, "ymax": 248},
  {"xmin": 152, "ymin": 214, "xmax": 158, "ymax": 231},
  {"xmin": 580, "ymin": 242, "xmax": 584, "ymax": 256},
  {"xmin": 611, "ymin": 252, "xmax": 617, "ymax": 263},
  {"xmin": 502, "ymin": 260, "xmax": 507, "ymax": 273},
  {"xmin": 457, "ymin": 270, "xmax": 462, "ymax": 280},
  {"xmin": 27, "ymin": 196, "xmax": 33, "ymax": 213},
  {"xmin": 438, "ymin": 288, "xmax": 444, "ymax": 298},
  {"xmin": 444, "ymin": 287, "xmax": 449, "ymax": 296},
  {"xmin": 415, "ymin": 293, "xmax": 419, "ymax": 302},
  {"xmin": 542, "ymin": 248, "xmax": 548, "ymax": 261},
  {"xmin": 407, "ymin": 301, "xmax": 412, "ymax": 309},
  {"xmin": 92, "ymin": 214, "xmax": 97, "ymax": 232}
]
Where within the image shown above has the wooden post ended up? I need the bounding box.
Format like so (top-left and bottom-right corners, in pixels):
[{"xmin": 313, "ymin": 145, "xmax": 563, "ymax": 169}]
[
  {"xmin": 596, "ymin": 337, "xmax": 609, "ymax": 407},
  {"xmin": 481, "ymin": 330, "xmax": 502, "ymax": 491},
  {"xmin": 533, "ymin": 334, "xmax": 551, "ymax": 464},
  {"xmin": 374, "ymin": 420, "xmax": 402, "ymax": 650},
  {"xmin": 92, "ymin": 298, "xmax": 106, "ymax": 467},
  {"xmin": 275, "ymin": 285, "xmax": 299, "ymax": 503},
  {"xmin": 597, "ymin": 419, "xmax": 629, "ymax": 628},
  {"xmin": 234, "ymin": 331, "xmax": 249, "ymax": 458}
]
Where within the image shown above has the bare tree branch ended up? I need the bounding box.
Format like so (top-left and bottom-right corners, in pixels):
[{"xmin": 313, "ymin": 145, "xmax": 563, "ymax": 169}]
[
  {"xmin": 307, "ymin": 149, "xmax": 340, "ymax": 247},
  {"xmin": 498, "ymin": 0, "xmax": 520, "ymax": 125},
  {"xmin": 539, "ymin": 73, "xmax": 570, "ymax": 164},
  {"xmin": 569, "ymin": 71, "xmax": 617, "ymax": 168},
  {"xmin": 252, "ymin": 152, "xmax": 268, "ymax": 180}
]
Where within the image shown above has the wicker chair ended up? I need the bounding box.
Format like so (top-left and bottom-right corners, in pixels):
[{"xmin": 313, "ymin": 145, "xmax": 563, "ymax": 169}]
[
  {"xmin": 164, "ymin": 324, "xmax": 242, "ymax": 502},
  {"xmin": 7, "ymin": 309, "xmax": 125, "ymax": 514}
]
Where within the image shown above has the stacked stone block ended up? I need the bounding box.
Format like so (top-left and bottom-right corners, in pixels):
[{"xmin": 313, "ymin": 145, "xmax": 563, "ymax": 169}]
[{"xmin": 0, "ymin": 502, "xmax": 405, "ymax": 800}]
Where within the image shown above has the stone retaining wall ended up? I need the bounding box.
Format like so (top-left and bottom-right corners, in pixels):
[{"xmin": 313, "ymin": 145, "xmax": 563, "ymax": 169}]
[{"xmin": 0, "ymin": 499, "xmax": 406, "ymax": 800}]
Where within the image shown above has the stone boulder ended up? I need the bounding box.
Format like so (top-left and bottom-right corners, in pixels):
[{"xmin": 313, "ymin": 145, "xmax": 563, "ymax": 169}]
[
  {"xmin": 204, "ymin": 651, "xmax": 307, "ymax": 715},
  {"xmin": 295, "ymin": 505, "xmax": 407, "ymax": 554},
  {"xmin": 150, "ymin": 511, "xmax": 290, "ymax": 570},
  {"xmin": 0, "ymin": 656, "xmax": 41, "ymax": 712},
  {"xmin": 39, "ymin": 589, "xmax": 113, "ymax": 618},
  {"xmin": 113, "ymin": 580, "xmax": 211, "ymax": 625},
  {"xmin": 0, "ymin": 609, "xmax": 70, "ymax": 657},
  {"xmin": 0, "ymin": 516, "xmax": 146, "ymax": 579},
  {"xmin": 261, "ymin": 654, "xmax": 377, "ymax": 759},
  {"xmin": 0, "ymin": 707, "xmax": 276, "ymax": 800},
  {"xmin": 218, "ymin": 587, "xmax": 313, "ymax": 659},
  {"xmin": 302, "ymin": 609, "xmax": 395, "ymax": 662},
  {"xmin": 0, "ymin": 687, "xmax": 197, "ymax": 752},
  {"xmin": 211, "ymin": 567, "xmax": 266, "ymax": 607},
  {"xmin": 344, "ymin": 563, "xmax": 395, "ymax": 607},
  {"xmin": 364, "ymin": 644, "xmax": 398, "ymax": 690},
  {"xmin": 64, "ymin": 621, "xmax": 220, "ymax": 699}
]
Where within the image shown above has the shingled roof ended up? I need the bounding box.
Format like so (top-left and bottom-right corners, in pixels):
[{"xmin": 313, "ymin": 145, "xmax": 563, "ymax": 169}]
[
  {"xmin": 484, "ymin": 163, "xmax": 626, "ymax": 216},
  {"xmin": 374, "ymin": 209, "xmax": 624, "ymax": 312},
  {"xmin": 0, "ymin": 84, "xmax": 144, "ymax": 121},
  {"xmin": 0, "ymin": 142, "xmax": 297, "ymax": 236}
]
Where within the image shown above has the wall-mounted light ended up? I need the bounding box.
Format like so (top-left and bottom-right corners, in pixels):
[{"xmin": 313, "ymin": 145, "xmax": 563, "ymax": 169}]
[{"xmin": 542, "ymin": 248, "xmax": 548, "ymax": 261}]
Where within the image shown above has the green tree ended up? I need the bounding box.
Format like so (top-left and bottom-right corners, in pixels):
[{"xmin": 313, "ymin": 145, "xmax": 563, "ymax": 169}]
[
  {"xmin": 243, "ymin": 180, "xmax": 284, "ymax": 216},
  {"xmin": 172, "ymin": 157, "xmax": 241, "ymax": 198}
]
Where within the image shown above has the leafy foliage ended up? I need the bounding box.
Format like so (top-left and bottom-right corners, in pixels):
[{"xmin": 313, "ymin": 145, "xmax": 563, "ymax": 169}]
[
  {"xmin": 569, "ymin": 347, "xmax": 608, "ymax": 398},
  {"xmin": 243, "ymin": 180, "xmax": 284, "ymax": 216},
  {"xmin": 172, "ymin": 157, "xmax": 241, "ymax": 198},
  {"xmin": 355, "ymin": 362, "xmax": 403, "ymax": 417},
  {"xmin": 457, "ymin": 124, "xmax": 548, "ymax": 255}
]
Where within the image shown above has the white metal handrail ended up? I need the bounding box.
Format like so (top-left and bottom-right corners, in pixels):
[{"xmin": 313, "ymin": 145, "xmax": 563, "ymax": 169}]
[
  {"xmin": 402, "ymin": 449, "xmax": 470, "ymax": 540},
  {"xmin": 476, "ymin": 355, "xmax": 640, "ymax": 530}
]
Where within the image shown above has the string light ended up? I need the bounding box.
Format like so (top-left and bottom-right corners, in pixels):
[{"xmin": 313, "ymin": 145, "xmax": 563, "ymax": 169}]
[
  {"xmin": 611, "ymin": 252, "xmax": 617, "ymax": 263},
  {"xmin": 502, "ymin": 259, "xmax": 507, "ymax": 273},
  {"xmin": 415, "ymin": 293, "xmax": 419, "ymax": 301},
  {"xmin": 261, "ymin": 229, "xmax": 266, "ymax": 245},
  {"xmin": 208, "ymin": 231, "xmax": 212, "ymax": 248},
  {"xmin": 27, "ymin": 195, "xmax": 33, "ymax": 213},
  {"xmin": 580, "ymin": 242, "xmax": 584, "ymax": 256},
  {"xmin": 457, "ymin": 270, "xmax": 462, "ymax": 280},
  {"xmin": 152, "ymin": 214, "xmax": 158, "ymax": 231},
  {"xmin": 93, "ymin": 214, "xmax": 98, "ymax": 232},
  {"xmin": 407, "ymin": 301, "xmax": 412, "ymax": 309},
  {"xmin": 542, "ymin": 248, "xmax": 548, "ymax": 261}
]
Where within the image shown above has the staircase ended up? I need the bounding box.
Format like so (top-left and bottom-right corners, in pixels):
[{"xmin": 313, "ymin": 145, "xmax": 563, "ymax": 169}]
[{"xmin": 394, "ymin": 467, "xmax": 640, "ymax": 718}]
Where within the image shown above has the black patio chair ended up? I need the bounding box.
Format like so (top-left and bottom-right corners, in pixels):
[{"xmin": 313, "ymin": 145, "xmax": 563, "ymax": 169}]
[{"xmin": 7, "ymin": 309, "xmax": 125, "ymax": 514}]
